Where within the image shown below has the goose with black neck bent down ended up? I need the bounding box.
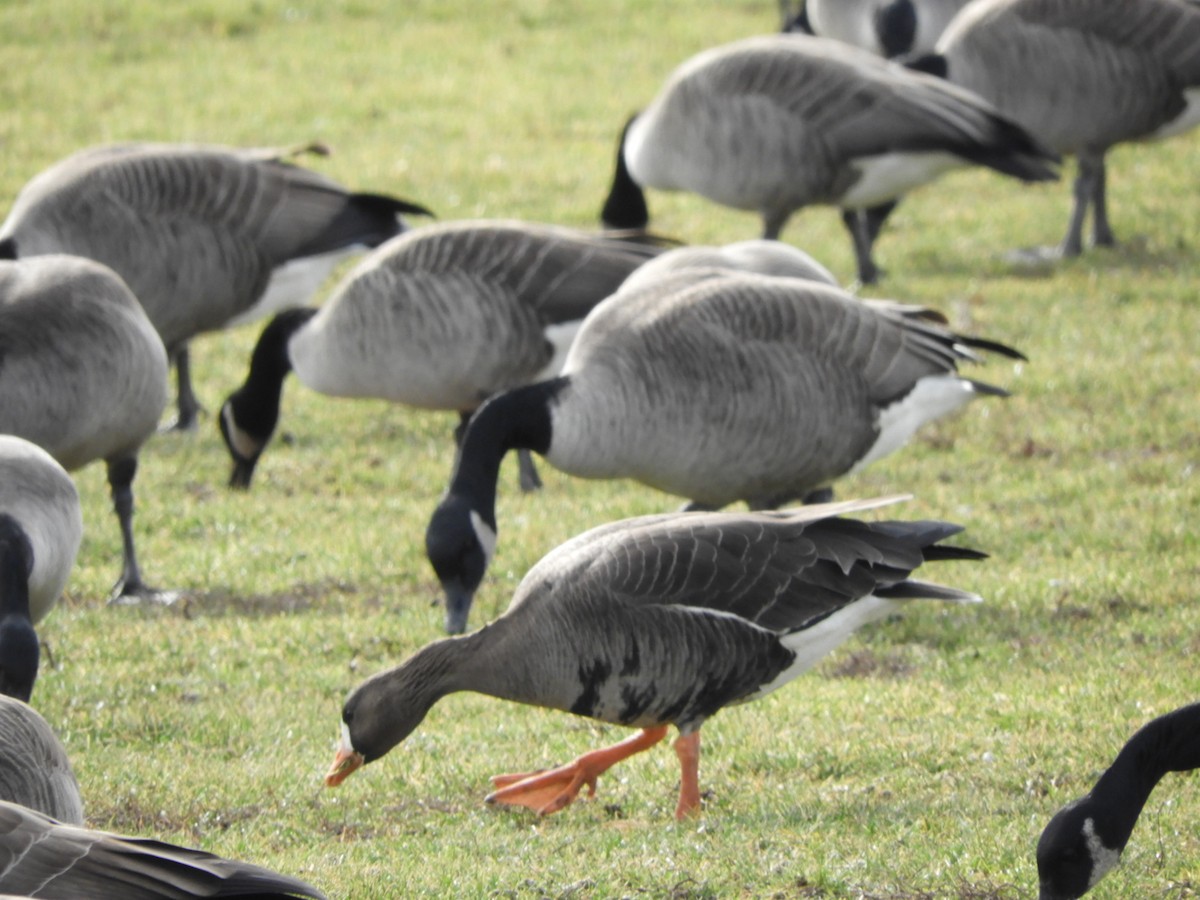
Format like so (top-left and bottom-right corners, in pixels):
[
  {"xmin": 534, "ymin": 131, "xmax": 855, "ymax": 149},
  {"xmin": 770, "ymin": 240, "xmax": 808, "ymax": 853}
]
[
  {"xmin": 218, "ymin": 220, "xmax": 663, "ymax": 490},
  {"xmin": 424, "ymin": 269, "xmax": 1023, "ymax": 634},
  {"xmin": 1037, "ymin": 701, "xmax": 1200, "ymax": 900},
  {"xmin": 328, "ymin": 496, "xmax": 985, "ymax": 820}
]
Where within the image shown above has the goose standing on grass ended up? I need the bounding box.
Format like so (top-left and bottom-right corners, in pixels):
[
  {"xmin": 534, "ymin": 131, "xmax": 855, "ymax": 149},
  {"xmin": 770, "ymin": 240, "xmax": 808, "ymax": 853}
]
[
  {"xmin": 0, "ymin": 256, "xmax": 172, "ymax": 606},
  {"xmin": 0, "ymin": 695, "xmax": 83, "ymax": 825},
  {"xmin": 910, "ymin": 0, "xmax": 1200, "ymax": 258},
  {"xmin": 0, "ymin": 437, "xmax": 83, "ymax": 703},
  {"xmin": 600, "ymin": 33, "xmax": 1059, "ymax": 284},
  {"xmin": 1036, "ymin": 701, "xmax": 1200, "ymax": 900},
  {"xmin": 219, "ymin": 220, "xmax": 663, "ymax": 490},
  {"xmin": 425, "ymin": 270, "xmax": 1021, "ymax": 634},
  {"xmin": 329, "ymin": 497, "xmax": 984, "ymax": 820},
  {"xmin": 0, "ymin": 141, "xmax": 432, "ymax": 430},
  {"xmin": 783, "ymin": 0, "xmax": 973, "ymax": 57}
]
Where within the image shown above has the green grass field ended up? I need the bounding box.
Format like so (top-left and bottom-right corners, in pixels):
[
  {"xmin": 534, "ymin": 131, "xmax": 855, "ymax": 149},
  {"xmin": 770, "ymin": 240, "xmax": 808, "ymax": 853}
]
[{"xmin": 2, "ymin": 1, "xmax": 1198, "ymax": 897}]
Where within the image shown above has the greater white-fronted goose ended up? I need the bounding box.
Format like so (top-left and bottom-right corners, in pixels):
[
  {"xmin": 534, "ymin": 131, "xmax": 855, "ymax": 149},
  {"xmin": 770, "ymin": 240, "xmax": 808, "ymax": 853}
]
[
  {"xmin": 425, "ymin": 270, "xmax": 1021, "ymax": 632},
  {"xmin": 1037, "ymin": 701, "xmax": 1200, "ymax": 900},
  {"xmin": 0, "ymin": 255, "xmax": 170, "ymax": 605},
  {"xmin": 329, "ymin": 496, "xmax": 983, "ymax": 820},
  {"xmin": 218, "ymin": 220, "xmax": 662, "ymax": 490},
  {"xmin": 912, "ymin": 0, "xmax": 1200, "ymax": 256},
  {"xmin": 0, "ymin": 436, "xmax": 82, "ymax": 702},
  {"xmin": 0, "ymin": 141, "xmax": 432, "ymax": 429},
  {"xmin": 600, "ymin": 33, "xmax": 1059, "ymax": 283}
]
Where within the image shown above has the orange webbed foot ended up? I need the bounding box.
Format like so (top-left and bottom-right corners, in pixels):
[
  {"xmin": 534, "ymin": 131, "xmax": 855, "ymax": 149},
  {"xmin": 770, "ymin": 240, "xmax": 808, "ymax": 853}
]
[{"xmin": 485, "ymin": 763, "xmax": 598, "ymax": 815}]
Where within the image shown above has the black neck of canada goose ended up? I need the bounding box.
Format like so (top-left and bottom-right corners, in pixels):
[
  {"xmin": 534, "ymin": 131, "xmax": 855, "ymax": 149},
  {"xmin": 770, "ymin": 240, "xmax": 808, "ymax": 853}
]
[
  {"xmin": 875, "ymin": 0, "xmax": 918, "ymax": 57},
  {"xmin": 0, "ymin": 237, "xmax": 14, "ymax": 259},
  {"xmin": 600, "ymin": 114, "xmax": 650, "ymax": 231},
  {"xmin": 0, "ymin": 515, "xmax": 38, "ymax": 704},
  {"xmin": 1037, "ymin": 701, "xmax": 1200, "ymax": 900},
  {"xmin": 221, "ymin": 307, "xmax": 320, "ymax": 489}
]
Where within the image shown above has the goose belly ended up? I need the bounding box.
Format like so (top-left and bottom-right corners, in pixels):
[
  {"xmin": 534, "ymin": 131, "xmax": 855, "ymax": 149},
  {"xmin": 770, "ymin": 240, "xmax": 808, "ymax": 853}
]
[
  {"xmin": 850, "ymin": 373, "xmax": 976, "ymax": 472},
  {"xmin": 226, "ymin": 248, "xmax": 358, "ymax": 328},
  {"xmin": 839, "ymin": 151, "xmax": 963, "ymax": 208}
]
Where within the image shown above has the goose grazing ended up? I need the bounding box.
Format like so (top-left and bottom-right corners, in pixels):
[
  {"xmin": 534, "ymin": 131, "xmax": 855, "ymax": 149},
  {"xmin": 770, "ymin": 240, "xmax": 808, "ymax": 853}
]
[
  {"xmin": 0, "ymin": 436, "xmax": 83, "ymax": 702},
  {"xmin": 1036, "ymin": 701, "xmax": 1200, "ymax": 900},
  {"xmin": 425, "ymin": 270, "xmax": 1022, "ymax": 633},
  {"xmin": 329, "ymin": 497, "xmax": 984, "ymax": 819},
  {"xmin": 600, "ymin": 33, "xmax": 1058, "ymax": 284},
  {"xmin": 0, "ymin": 141, "xmax": 432, "ymax": 430},
  {"xmin": 0, "ymin": 695, "xmax": 83, "ymax": 825},
  {"xmin": 219, "ymin": 220, "xmax": 663, "ymax": 490},
  {"xmin": 619, "ymin": 238, "xmax": 839, "ymax": 293},
  {"xmin": 783, "ymin": 0, "xmax": 973, "ymax": 58},
  {"xmin": 0, "ymin": 255, "xmax": 171, "ymax": 605},
  {"xmin": 911, "ymin": 0, "xmax": 1200, "ymax": 257}
]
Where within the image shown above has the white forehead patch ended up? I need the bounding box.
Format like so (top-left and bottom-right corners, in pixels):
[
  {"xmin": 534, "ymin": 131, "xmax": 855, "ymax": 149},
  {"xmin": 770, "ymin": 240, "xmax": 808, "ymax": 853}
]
[
  {"xmin": 338, "ymin": 721, "xmax": 354, "ymax": 753},
  {"xmin": 470, "ymin": 510, "xmax": 498, "ymax": 565},
  {"xmin": 1083, "ymin": 817, "xmax": 1122, "ymax": 888}
]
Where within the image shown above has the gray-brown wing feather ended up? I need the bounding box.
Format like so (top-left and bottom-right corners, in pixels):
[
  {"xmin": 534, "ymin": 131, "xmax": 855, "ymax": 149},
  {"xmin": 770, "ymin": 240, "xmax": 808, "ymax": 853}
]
[{"xmin": 0, "ymin": 701, "xmax": 82, "ymax": 826}]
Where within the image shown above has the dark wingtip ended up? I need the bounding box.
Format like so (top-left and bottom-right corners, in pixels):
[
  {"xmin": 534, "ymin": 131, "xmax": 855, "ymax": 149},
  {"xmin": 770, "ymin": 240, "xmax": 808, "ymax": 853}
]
[
  {"xmin": 0, "ymin": 237, "xmax": 16, "ymax": 260},
  {"xmin": 905, "ymin": 52, "xmax": 948, "ymax": 79}
]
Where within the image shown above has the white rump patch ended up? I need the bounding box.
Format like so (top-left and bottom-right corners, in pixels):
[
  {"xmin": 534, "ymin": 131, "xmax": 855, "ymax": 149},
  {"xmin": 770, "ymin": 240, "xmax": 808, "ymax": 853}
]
[
  {"xmin": 852, "ymin": 374, "xmax": 975, "ymax": 472},
  {"xmin": 840, "ymin": 152, "xmax": 962, "ymax": 208},
  {"xmin": 1083, "ymin": 817, "xmax": 1122, "ymax": 889},
  {"xmin": 534, "ymin": 319, "xmax": 585, "ymax": 381},
  {"xmin": 470, "ymin": 510, "xmax": 498, "ymax": 566}
]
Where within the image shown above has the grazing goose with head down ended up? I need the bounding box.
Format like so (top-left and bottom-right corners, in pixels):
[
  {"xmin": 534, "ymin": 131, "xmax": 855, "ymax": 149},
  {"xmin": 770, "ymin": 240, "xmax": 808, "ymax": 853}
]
[
  {"xmin": 910, "ymin": 0, "xmax": 1200, "ymax": 257},
  {"xmin": 0, "ymin": 255, "xmax": 171, "ymax": 606},
  {"xmin": 329, "ymin": 496, "xmax": 984, "ymax": 819},
  {"xmin": 425, "ymin": 270, "xmax": 1021, "ymax": 633},
  {"xmin": 600, "ymin": 33, "xmax": 1059, "ymax": 283},
  {"xmin": 0, "ymin": 141, "xmax": 432, "ymax": 430},
  {"xmin": 0, "ymin": 436, "xmax": 83, "ymax": 703},
  {"xmin": 1036, "ymin": 701, "xmax": 1200, "ymax": 900},
  {"xmin": 219, "ymin": 220, "xmax": 663, "ymax": 490},
  {"xmin": 0, "ymin": 695, "xmax": 83, "ymax": 825}
]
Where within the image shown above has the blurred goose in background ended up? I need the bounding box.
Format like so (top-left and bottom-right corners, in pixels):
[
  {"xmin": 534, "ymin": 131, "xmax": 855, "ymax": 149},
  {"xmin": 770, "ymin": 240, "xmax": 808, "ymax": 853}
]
[
  {"xmin": 782, "ymin": 0, "xmax": 973, "ymax": 57},
  {"xmin": 910, "ymin": 0, "xmax": 1200, "ymax": 257},
  {"xmin": 0, "ymin": 695, "xmax": 83, "ymax": 825},
  {"xmin": 330, "ymin": 497, "xmax": 984, "ymax": 820},
  {"xmin": 600, "ymin": 33, "xmax": 1059, "ymax": 284},
  {"xmin": 0, "ymin": 255, "xmax": 171, "ymax": 606},
  {"xmin": 425, "ymin": 270, "xmax": 1022, "ymax": 633},
  {"xmin": 219, "ymin": 220, "xmax": 663, "ymax": 490},
  {"xmin": 0, "ymin": 141, "xmax": 432, "ymax": 430},
  {"xmin": 619, "ymin": 238, "xmax": 838, "ymax": 293},
  {"xmin": 0, "ymin": 436, "xmax": 82, "ymax": 702},
  {"xmin": 1037, "ymin": 701, "xmax": 1200, "ymax": 900}
]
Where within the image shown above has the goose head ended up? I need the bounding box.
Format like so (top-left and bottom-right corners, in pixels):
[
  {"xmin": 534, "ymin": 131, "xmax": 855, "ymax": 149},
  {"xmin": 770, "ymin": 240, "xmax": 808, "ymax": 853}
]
[
  {"xmin": 424, "ymin": 495, "xmax": 496, "ymax": 635},
  {"xmin": 0, "ymin": 515, "xmax": 39, "ymax": 703},
  {"xmin": 1036, "ymin": 796, "xmax": 1123, "ymax": 900}
]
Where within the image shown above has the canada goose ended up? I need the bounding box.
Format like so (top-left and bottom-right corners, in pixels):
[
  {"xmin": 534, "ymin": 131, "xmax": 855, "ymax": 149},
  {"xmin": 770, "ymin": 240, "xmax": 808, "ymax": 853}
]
[
  {"xmin": 0, "ymin": 801, "xmax": 327, "ymax": 899},
  {"xmin": 911, "ymin": 0, "xmax": 1200, "ymax": 257},
  {"xmin": 0, "ymin": 141, "xmax": 432, "ymax": 430},
  {"xmin": 600, "ymin": 33, "xmax": 1059, "ymax": 284},
  {"xmin": 329, "ymin": 496, "xmax": 983, "ymax": 819},
  {"xmin": 0, "ymin": 255, "xmax": 171, "ymax": 605},
  {"xmin": 1036, "ymin": 701, "xmax": 1200, "ymax": 900},
  {"xmin": 0, "ymin": 436, "xmax": 82, "ymax": 702},
  {"xmin": 783, "ymin": 0, "xmax": 973, "ymax": 57},
  {"xmin": 0, "ymin": 696, "xmax": 83, "ymax": 825},
  {"xmin": 619, "ymin": 238, "xmax": 838, "ymax": 293},
  {"xmin": 219, "ymin": 220, "xmax": 663, "ymax": 490},
  {"xmin": 425, "ymin": 270, "xmax": 1021, "ymax": 633}
]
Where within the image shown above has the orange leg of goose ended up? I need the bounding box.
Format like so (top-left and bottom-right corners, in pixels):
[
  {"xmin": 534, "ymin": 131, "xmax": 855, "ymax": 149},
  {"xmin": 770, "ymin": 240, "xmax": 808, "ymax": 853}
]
[
  {"xmin": 486, "ymin": 725, "xmax": 669, "ymax": 816},
  {"xmin": 673, "ymin": 730, "xmax": 702, "ymax": 820}
]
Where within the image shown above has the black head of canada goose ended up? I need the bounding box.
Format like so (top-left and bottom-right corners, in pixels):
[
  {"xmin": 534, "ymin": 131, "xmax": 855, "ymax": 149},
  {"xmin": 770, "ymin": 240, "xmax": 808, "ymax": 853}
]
[
  {"xmin": 599, "ymin": 33, "xmax": 1059, "ymax": 284},
  {"xmin": 330, "ymin": 496, "xmax": 984, "ymax": 819},
  {"xmin": 0, "ymin": 255, "xmax": 173, "ymax": 606},
  {"xmin": 0, "ymin": 436, "xmax": 82, "ymax": 703},
  {"xmin": 0, "ymin": 141, "xmax": 433, "ymax": 430},
  {"xmin": 909, "ymin": 0, "xmax": 1200, "ymax": 257},
  {"xmin": 218, "ymin": 220, "xmax": 663, "ymax": 490},
  {"xmin": 424, "ymin": 269, "xmax": 1022, "ymax": 633},
  {"xmin": 1036, "ymin": 701, "xmax": 1200, "ymax": 900}
]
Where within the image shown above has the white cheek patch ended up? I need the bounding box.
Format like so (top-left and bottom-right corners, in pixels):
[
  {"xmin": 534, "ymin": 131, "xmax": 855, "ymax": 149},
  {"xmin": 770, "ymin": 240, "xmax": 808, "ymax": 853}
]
[
  {"xmin": 469, "ymin": 510, "xmax": 498, "ymax": 566},
  {"xmin": 1083, "ymin": 817, "xmax": 1122, "ymax": 889},
  {"xmin": 221, "ymin": 404, "xmax": 263, "ymax": 461}
]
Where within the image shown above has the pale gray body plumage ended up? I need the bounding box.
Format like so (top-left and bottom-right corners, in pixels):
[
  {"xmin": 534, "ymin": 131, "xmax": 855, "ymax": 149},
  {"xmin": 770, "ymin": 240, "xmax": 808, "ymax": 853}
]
[
  {"xmin": 619, "ymin": 239, "xmax": 838, "ymax": 294},
  {"xmin": 0, "ymin": 437, "xmax": 82, "ymax": 625},
  {"xmin": 0, "ymin": 255, "xmax": 169, "ymax": 602},
  {"xmin": 928, "ymin": 0, "xmax": 1200, "ymax": 254},
  {"xmin": 793, "ymin": 0, "xmax": 972, "ymax": 56},
  {"xmin": 0, "ymin": 697, "xmax": 83, "ymax": 826}
]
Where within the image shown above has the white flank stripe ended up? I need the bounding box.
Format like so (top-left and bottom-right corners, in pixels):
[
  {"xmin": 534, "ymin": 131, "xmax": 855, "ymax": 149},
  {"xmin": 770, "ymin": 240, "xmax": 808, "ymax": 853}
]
[
  {"xmin": 840, "ymin": 151, "xmax": 962, "ymax": 208},
  {"xmin": 227, "ymin": 248, "xmax": 359, "ymax": 327}
]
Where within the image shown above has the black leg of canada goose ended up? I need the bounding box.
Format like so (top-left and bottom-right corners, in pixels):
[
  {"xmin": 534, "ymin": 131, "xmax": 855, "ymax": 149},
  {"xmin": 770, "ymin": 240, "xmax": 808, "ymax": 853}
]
[
  {"xmin": 162, "ymin": 344, "xmax": 201, "ymax": 433},
  {"xmin": 863, "ymin": 200, "xmax": 899, "ymax": 246},
  {"xmin": 105, "ymin": 456, "xmax": 177, "ymax": 607},
  {"xmin": 1087, "ymin": 152, "xmax": 1115, "ymax": 248},
  {"xmin": 516, "ymin": 450, "xmax": 543, "ymax": 493},
  {"xmin": 1061, "ymin": 157, "xmax": 1095, "ymax": 258},
  {"xmin": 841, "ymin": 209, "xmax": 881, "ymax": 285}
]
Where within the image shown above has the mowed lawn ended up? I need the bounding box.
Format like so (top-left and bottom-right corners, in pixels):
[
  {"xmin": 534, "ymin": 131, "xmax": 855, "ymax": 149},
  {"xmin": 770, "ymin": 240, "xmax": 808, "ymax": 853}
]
[{"xmin": 2, "ymin": 1, "xmax": 1198, "ymax": 897}]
